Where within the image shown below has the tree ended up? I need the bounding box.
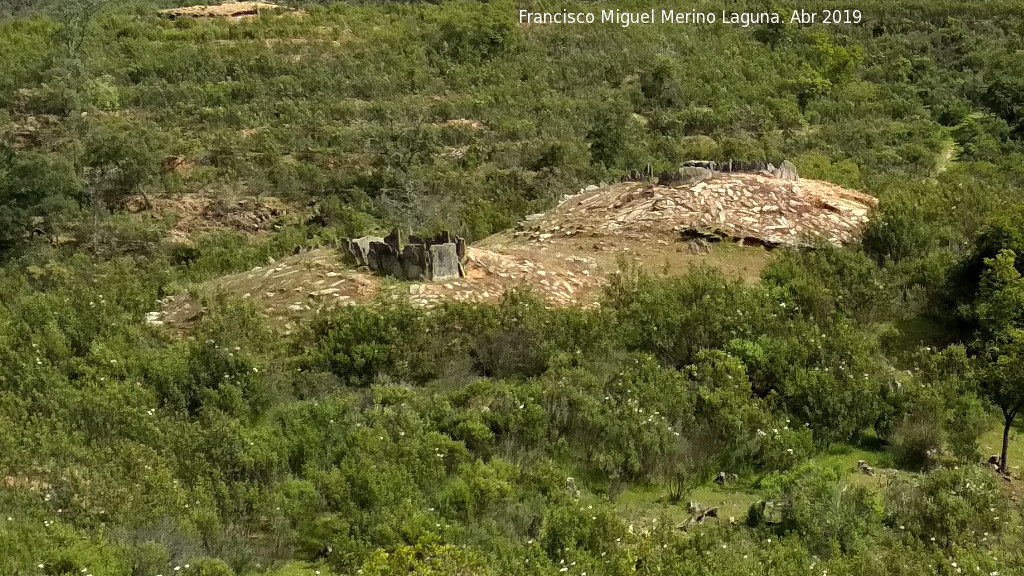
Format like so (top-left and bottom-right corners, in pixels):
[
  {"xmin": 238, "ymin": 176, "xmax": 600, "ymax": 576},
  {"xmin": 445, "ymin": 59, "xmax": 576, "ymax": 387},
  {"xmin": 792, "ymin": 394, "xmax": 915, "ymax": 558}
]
[
  {"xmin": 973, "ymin": 249, "xmax": 1024, "ymax": 474},
  {"xmin": 48, "ymin": 0, "xmax": 108, "ymax": 59},
  {"xmin": 79, "ymin": 117, "xmax": 166, "ymax": 252},
  {"xmin": 982, "ymin": 75, "xmax": 1024, "ymax": 137}
]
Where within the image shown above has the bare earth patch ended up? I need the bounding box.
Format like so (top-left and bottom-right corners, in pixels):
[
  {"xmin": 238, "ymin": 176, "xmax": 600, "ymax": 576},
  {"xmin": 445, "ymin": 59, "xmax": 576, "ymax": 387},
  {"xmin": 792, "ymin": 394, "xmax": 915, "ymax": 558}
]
[
  {"xmin": 156, "ymin": 245, "xmax": 606, "ymax": 333},
  {"xmin": 158, "ymin": 2, "xmax": 291, "ymax": 20}
]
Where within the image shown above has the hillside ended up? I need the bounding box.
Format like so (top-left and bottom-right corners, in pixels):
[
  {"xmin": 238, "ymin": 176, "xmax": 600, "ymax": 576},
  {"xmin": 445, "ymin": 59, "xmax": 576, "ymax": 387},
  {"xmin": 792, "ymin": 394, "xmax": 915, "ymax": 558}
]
[{"xmin": 4, "ymin": 2, "xmax": 1024, "ymax": 576}]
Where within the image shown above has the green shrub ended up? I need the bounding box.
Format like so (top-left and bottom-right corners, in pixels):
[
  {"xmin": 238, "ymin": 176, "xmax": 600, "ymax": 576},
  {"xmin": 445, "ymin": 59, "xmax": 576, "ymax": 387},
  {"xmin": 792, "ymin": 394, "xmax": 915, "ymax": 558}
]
[
  {"xmin": 890, "ymin": 405, "xmax": 944, "ymax": 471},
  {"xmin": 763, "ymin": 463, "xmax": 882, "ymax": 556},
  {"xmin": 946, "ymin": 395, "xmax": 990, "ymax": 463},
  {"xmin": 885, "ymin": 466, "xmax": 1007, "ymax": 548},
  {"xmin": 185, "ymin": 558, "xmax": 235, "ymax": 576},
  {"xmin": 862, "ymin": 202, "xmax": 932, "ymax": 266}
]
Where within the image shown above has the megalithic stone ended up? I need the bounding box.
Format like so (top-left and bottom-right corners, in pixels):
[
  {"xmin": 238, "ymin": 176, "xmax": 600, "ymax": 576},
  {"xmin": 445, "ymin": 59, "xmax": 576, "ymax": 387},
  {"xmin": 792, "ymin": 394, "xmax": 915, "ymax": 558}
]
[
  {"xmin": 384, "ymin": 228, "xmax": 403, "ymax": 252},
  {"xmin": 402, "ymin": 244, "xmax": 426, "ymax": 280},
  {"xmin": 342, "ymin": 230, "xmax": 466, "ymax": 281},
  {"xmin": 347, "ymin": 236, "xmax": 382, "ymax": 267},
  {"xmin": 338, "ymin": 239, "xmax": 356, "ymax": 264},
  {"xmin": 367, "ymin": 240, "xmax": 396, "ymax": 273},
  {"xmin": 428, "ymin": 243, "xmax": 460, "ymax": 281},
  {"xmin": 773, "ymin": 160, "xmax": 799, "ymax": 181},
  {"xmin": 677, "ymin": 166, "xmax": 712, "ymax": 185},
  {"xmin": 455, "ymin": 237, "xmax": 466, "ymax": 260}
]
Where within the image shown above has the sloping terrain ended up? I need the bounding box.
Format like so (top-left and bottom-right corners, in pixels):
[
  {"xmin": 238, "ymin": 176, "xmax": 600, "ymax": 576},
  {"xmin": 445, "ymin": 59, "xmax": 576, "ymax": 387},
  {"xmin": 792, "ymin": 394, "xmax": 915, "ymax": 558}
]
[{"xmin": 153, "ymin": 172, "xmax": 874, "ymax": 331}]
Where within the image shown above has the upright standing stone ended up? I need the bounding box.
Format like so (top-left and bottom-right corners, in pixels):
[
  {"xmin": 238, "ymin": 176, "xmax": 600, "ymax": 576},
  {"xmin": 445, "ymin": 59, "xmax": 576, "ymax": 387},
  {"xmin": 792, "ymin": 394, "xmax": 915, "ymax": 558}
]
[
  {"xmin": 773, "ymin": 160, "xmax": 799, "ymax": 181},
  {"xmin": 401, "ymin": 244, "xmax": 426, "ymax": 280},
  {"xmin": 428, "ymin": 243, "xmax": 461, "ymax": 281},
  {"xmin": 345, "ymin": 236, "xmax": 382, "ymax": 267},
  {"xmin": 384, "ymin": 228, "xmax": 403, "ymax": 252}
]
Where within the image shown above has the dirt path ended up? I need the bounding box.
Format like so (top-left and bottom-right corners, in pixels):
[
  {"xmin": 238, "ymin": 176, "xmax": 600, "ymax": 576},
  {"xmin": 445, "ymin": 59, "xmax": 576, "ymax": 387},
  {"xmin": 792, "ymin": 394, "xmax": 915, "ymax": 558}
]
[{"xmin": 934, "ymin": 134, "xmax": 958, "ymax": 175}]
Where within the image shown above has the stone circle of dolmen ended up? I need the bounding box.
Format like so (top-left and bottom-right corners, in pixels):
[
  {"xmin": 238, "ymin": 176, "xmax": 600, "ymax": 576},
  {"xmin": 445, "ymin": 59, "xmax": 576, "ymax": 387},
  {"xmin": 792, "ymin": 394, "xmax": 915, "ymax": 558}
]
[{"xmin": 341, "ymin": 229, "xmax": 466, "ymax": 282}]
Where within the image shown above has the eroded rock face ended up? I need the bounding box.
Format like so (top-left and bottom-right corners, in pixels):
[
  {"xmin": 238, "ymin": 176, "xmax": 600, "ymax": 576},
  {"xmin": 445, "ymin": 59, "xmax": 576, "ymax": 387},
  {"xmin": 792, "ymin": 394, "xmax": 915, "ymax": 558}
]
[{"xmin": 342, "ymin": 230, "xmax": 465, "ymax": 282}]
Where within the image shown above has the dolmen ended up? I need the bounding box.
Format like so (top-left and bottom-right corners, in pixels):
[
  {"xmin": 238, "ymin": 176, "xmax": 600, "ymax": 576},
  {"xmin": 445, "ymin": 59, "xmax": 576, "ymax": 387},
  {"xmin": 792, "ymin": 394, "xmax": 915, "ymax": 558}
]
[{"xmin": 341, "ymin": 229, "xmax": 466, "ymax": 281}]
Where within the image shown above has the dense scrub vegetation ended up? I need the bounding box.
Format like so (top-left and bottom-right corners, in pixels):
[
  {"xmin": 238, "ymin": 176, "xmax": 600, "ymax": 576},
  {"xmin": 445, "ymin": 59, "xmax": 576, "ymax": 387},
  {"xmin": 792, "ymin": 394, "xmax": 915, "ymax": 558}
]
[{"xmin": 3, "ymin": 1, "xmax": 1024, "ymax": 575}]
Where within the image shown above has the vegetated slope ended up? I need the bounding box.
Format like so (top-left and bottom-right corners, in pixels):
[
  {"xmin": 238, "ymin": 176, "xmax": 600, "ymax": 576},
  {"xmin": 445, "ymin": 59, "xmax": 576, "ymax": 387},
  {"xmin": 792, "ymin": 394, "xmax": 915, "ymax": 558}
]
[
  {"xmin": 5, "ymin": 2, "xmax": 1024, "ymax": 576},
  {"xmin": 154, "ymin": 171, "xmax": 873, "ymax": 331},
  {"xmin": 6, "ymin": 0, "xmax": 1008, "ymax": 256}
]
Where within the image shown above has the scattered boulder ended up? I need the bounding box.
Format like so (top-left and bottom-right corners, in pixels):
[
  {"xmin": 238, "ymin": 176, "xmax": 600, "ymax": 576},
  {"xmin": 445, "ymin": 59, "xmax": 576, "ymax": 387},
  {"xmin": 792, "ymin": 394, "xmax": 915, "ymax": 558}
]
[
  {"xmin": 857, "ymin": 460, "xmax": 875, "ymax": 476},
  {"xmin": 687, "ymin": 502, "xmax": 719, "ymax": 524},
  {"xmin": 681, "ymin": 227, "xmax": 726, "ymax": 243},
  {"xmin": 566, "ymin": 477, "xmax": 579, "ymax": 498},
  {"xmin": 677, "ymin": 166, "xmax": 713, "ymax": 185},
  {"xmin": 686, "ymin": 238, "xmax": 712, "ymax": 254}
]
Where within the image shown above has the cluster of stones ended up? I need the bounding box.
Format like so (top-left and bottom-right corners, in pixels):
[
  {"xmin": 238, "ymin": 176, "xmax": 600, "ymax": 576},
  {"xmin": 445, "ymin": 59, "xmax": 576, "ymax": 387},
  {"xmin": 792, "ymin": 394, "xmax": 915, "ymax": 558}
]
[
  {"xmin": 388, "ymin": 247, "xmax": 601, "ymax": 309},
  {"xmin": 516, "ymin": 166, "xmax": 876, "ymax": 248},
  {"xmin": 342, "ymin": 229, "xmax": 466, "ymax": 282}
]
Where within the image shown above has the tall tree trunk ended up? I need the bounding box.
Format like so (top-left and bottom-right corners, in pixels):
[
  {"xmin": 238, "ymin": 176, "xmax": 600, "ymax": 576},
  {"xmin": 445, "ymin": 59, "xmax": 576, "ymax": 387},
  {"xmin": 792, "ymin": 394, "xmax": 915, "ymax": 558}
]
[{"xmin": 1000, "ymin": 413, "xmax": 1013, "ymax": 475}]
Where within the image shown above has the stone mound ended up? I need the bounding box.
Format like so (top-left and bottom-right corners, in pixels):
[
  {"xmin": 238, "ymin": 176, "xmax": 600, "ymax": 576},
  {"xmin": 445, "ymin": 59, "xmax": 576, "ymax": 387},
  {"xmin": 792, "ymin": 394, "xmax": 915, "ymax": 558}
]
[
  {"xmin": 153, "ymin": 246, "xmax": 606, "ymax": 333},
  {"xmin": 516, "ymin": 173, "xmax": 877, "ymax": 248}
]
